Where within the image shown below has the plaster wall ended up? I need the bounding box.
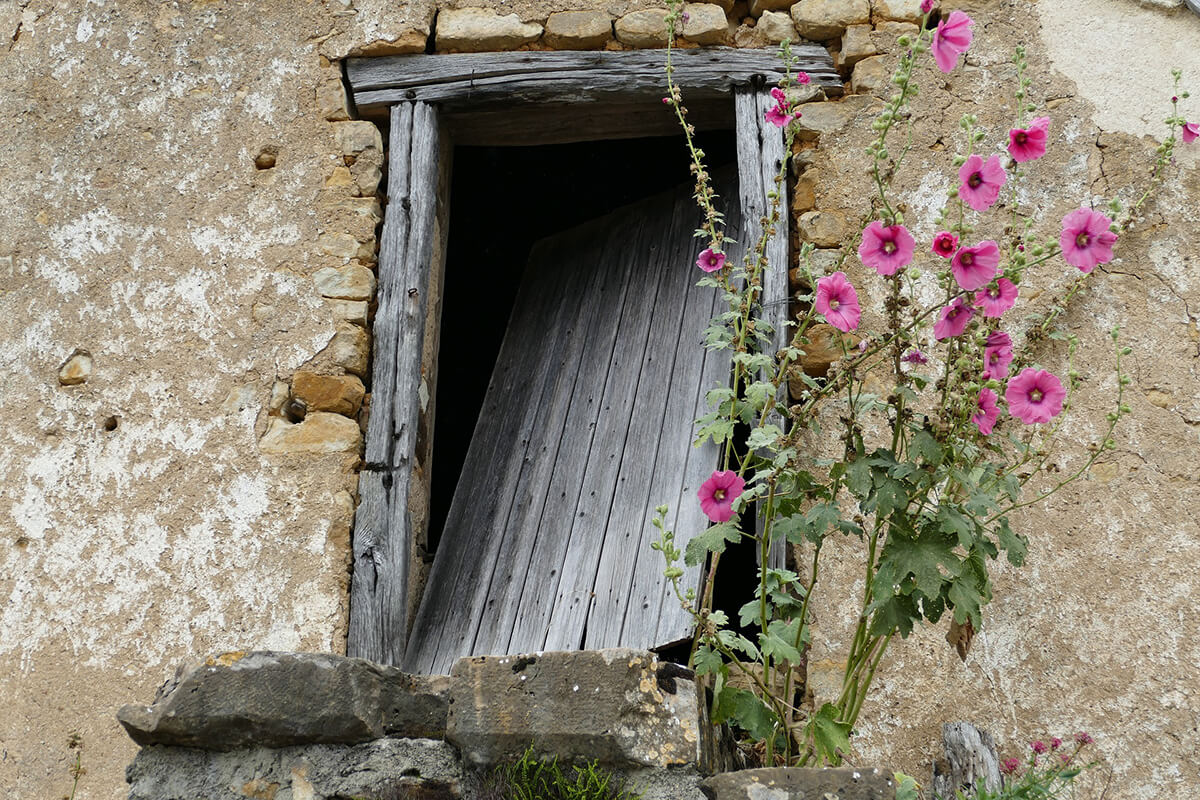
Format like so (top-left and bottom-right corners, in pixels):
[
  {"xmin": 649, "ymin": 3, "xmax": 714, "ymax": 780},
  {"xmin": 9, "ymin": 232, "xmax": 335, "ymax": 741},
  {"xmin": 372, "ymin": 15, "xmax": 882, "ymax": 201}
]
[{"xmin": 0, "ymin": 1, "xmax": 1196, "ymax": 799}]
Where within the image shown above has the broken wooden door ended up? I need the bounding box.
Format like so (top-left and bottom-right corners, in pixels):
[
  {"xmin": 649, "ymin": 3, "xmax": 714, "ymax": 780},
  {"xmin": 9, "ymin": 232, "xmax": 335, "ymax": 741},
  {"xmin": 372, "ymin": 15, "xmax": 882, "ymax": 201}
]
[{"xmin": 402, "ymin": 173, "xmax": 741, "ymax": 675}]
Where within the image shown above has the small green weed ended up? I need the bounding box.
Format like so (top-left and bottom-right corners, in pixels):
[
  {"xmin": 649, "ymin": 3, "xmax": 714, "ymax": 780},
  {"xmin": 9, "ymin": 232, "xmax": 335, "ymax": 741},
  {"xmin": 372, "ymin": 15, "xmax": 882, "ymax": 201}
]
[{"xmin": 477, "ymin": 747, "xmax": 643, "ymax": 800}]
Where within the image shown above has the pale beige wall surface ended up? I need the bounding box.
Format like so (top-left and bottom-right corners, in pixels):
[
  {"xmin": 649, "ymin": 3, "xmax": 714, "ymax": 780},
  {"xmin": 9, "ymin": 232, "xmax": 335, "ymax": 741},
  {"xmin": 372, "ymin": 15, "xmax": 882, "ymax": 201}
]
[{"xmin": 0, "ymin": 0, "xmax": 1197, "ymax": 799}]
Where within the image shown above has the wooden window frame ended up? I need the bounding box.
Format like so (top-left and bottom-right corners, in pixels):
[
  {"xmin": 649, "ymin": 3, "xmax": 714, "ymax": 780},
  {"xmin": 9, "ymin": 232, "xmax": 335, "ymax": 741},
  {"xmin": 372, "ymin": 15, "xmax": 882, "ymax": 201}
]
[{"xmin": 343, "ymin": 47, "xmax": 837, "ymax": 666}]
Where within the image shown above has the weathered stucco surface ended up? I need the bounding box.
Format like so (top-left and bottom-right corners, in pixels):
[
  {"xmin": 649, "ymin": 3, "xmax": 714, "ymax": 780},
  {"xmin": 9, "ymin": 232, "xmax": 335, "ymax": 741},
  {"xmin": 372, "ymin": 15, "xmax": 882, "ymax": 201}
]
[{"xmin": 0, "ymin": 0, "xmax": 1197, "ymax": 798}]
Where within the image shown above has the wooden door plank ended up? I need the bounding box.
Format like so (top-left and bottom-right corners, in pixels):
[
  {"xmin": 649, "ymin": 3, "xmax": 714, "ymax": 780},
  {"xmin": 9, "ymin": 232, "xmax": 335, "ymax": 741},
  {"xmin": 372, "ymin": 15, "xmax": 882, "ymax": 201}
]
[
  {"xmin": 347, "ymin": 49, "xmax": 840, "ymax": 114},
  {"xmin": 465, "ymin": 220, "xmax": 615, "ymax": 661},
  {"xmin": 503, "ymin": 217, "xmax": 642, "ymax": 656},
  {"xmin": 348, "ymin": 102, "xmax": 440, "ymax": 665},
  {"xmin": 401, "ymin": 231, "xmax": 580, "ymax": 674},
  {"xmin": 736, "ymin": 86, "xmax": 789, "ymax": 571},
  {"xmin": 583, "ymin": 186, "xmax": 702, "ymax": 650}
]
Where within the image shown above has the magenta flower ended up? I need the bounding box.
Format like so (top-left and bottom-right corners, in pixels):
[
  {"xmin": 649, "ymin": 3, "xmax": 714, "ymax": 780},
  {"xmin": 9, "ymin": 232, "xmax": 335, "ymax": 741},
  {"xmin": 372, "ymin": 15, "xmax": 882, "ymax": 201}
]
[
  {"xmin": 1006, "ymin": 368, "xmax": 1066, "ymax": 424},
  {"xmin": 974, "ymin": 278, "xmax": 1018, "ymax": 318},
  {"xmin": 858, "ymin": 220, "xmax": 916, "ymax": 276},
  {"xmin": 972, "ymin": 388, "xmax": 1000, "ymax": 435},
  {"xmin": 1183, "ymin": 122, "xmax": 1198, "ymax": 144},
  {"xmin": 764, "ymin": 104, "xmax": 794, "ymax": 128},
  {"xmin": 1051, "ymin": 737, "xmax": 1063, "ymax": 751},
  {"xmin": 696, "ymin": 247, "xmax": 726, "ymax": 272},
  {"xmin": 1008, "ymin": 116, "xmax": 1050, "ymax": 162},
  {"xmin": 815, "ymin": 271, "xmax": 862, "ymax": 332},
  {"xmin": 1074, "ymin": 731, "xmax": 1093, "ymax": 745},
  {"xmin": 958, "ymin": 154, "xmax": 1007, "ymax": 213},
  {"xmin": 1031, "ymin": 740, "xmax": 1048, "ymax": 755},
  {"xmin": 1000, "ymin": 757, "xmax": 1020, "ymax": 775},
  {"xmin": 902, "ymin": 349, "xmax": 928, "ymax": 365},
  {"xmin": 920, "ymin": 0, "xmax": 934, "ymax": 12},
  {"xmin": 934, "ymin": 297, "xmax": 974, "ymax": 340},
  {"xmin": 797, "ymin": 71, "xmax": 811, "ymax": 85},
  {"xmin": 932, "ymin": 10, "xmax": 974, "ymax": 73},
  {"xmin": 951, "ymin": 239, "xmax": 1000, "ymax": 291},
  {"xmin": 931, "ymin": 231, "xmax": 959, "ymax": 259},
  {"xmin": 982, "ymin": 330, "xmax": 1014, "ymax": 380},
  {"xmin": 1059, "ymin": 208, "xmax": 1118, "ymax": 272},
  {"xmin": 698, "ymin": 470, "xmax": 745, "ymax": 523}
]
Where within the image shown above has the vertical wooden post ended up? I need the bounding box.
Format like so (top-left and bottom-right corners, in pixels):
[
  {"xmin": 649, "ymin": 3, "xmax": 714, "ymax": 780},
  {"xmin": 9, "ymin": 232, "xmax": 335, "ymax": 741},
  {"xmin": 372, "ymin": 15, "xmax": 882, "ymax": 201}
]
[
  {"xmin": 735, "ymin": 85, "xmax": 789, "ymax": 571},
  {"xmin": 348, "ymin": 101, "xmax": 442, "ymax": 665}
]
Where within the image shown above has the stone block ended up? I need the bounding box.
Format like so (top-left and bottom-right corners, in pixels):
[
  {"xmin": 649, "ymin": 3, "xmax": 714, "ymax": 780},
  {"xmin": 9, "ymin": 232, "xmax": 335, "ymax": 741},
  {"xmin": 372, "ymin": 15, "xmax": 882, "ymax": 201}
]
[
  {"xmin": 792, "ymin": 95, "xmax": 883, "ymax": 141},
  {"xmin": 327, "ymin": 298, "xmax": 369, "ymax": 327},
  {"xmin": 292, "ymin": 371, "xmax": 365, "ymax": 417},
  {"xmin": 57, "ymin": 348, "xmax": 92, "ymax": 386},
  {"xmin": 446, "ymin": 649, "xmax": 708, "ymax": 771},
  {"xmin": 790, "ymin": 0, "xmax": 869, "ymax": 40},
  {"xmin": 755, "ymin": 10, "xmax": 798, "ymax": 43},
  {"xmin": 852, "ymin": 54, "xmax": 893, "ymax": 96},
  {"xmin": 544, "ymin": 11, "xmax": 613, "ymax": 49},
  {"xmin": 322, "ymin": 323, "xmax": 370, "ymax": 376},
  {"xmin": 436, "ymin": 8, "xmax": 543, "ymax": 52},
  {"xmin": 317, "ymin": 65, "xmax": 351, "ymax": 122},
  {"xmin": 872, "ymin": 0, "xmax": 924, "ymax": 22},
  {"xmin": 615, "ymin": 9, "xmax": 670, "ymax": 48},
  {"xmin": 117, "ymin": 652, "xmax": 449, "ymax": 750},
  {"xmin": 748, "ymin": 0, "xmax": 796, "ymax": 17},
  {"xmin": 701, "ymin": 767, "xmax": 896, "ymax": 799},
  {"xmin": 313, "ymin": 263, "xmax": 376, "ymax": 301},
  {"xmin": 841, "ymin": 23, "xmax": 875, "ymax": 66},
  {"xmin": 126, "ymin": 738, "xmax": 462, "ymax": 800},
  {"xmin": 792, "ymin": 166, "xmax": 817, "ymax": 212},
  {"xmin": 786, "ymin": 324, "xmax": 861, "ymax": 388},
  {"xmin": 259, "ymin": 413, "xmax": 363, "ymax": 454},
  {"xmin": 683, "ymin": 4, "xmax": 728, "ymax": 44},
  {"xmin": 334, "ymin": 120, "xmax": 383, "ymax": 159},
  {"xmin": 798, "ymin": 210, "xmax": 847, "ymax": 247},
  {"xmin": 318, "ymin": 231, "xmax": 362, "ymax": 261}
]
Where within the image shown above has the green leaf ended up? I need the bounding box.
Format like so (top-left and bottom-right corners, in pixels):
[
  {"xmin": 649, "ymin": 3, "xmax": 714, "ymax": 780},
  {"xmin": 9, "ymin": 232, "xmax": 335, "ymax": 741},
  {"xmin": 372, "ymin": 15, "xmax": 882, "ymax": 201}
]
[
  {"xmin": 695, "ymin": 418, "xmax": 736, "ymax": 448},
  {"xmin": 746, "ymin": 424, "xmax": 784, "ymax": 451},
  {"xmin": 692, "ymin": 644, "xmax": 723, "ymax": 676},
  {"xmin": 937, "ymin": 504, "xmax": 975, "ymax": 549},
  {"xmin": 684, "ymin": 522, "xmax": 741, "ymax": 567},
  {"xmin": 867, "ymin": 590, "xmax": 920, "ymax": 638},
  {"xmin": 875, "ymin": 522, "xmax": 959, "ymax": 599},
  {"xmin": 773, "ymin": 514, "xmax": 808, "ymax": 545},
  {"xmin": 804, "ymin": 502, "xmax": 844, "ymax": 542},
  {"xmin": 761, "ymin": 619, "xmax": 806, "ymax": 663},
  {"xmin": 844, "ymin": 458, "xmax": 872, "ymax": 499},
  {"xmin": 894, "ymin": 772, "xmax": 921, "ymax": 800},
  {"xmin": 808, "ymin": 703, "xmax": 852, "ymax": 765},
  {"xmin": 716, "ymin": 628, "xmax": 760, "ymax": 660},
  {"xmin": 744, "ymin": 381, "xmax": 776, "ymax": 410},
  {"xmin": 713, "ymin": 687, "xmax": 778, "ymax": 742},
  {"xmin": 996, "ymin": 518, "xmax": 1028, "ymax": 566}
]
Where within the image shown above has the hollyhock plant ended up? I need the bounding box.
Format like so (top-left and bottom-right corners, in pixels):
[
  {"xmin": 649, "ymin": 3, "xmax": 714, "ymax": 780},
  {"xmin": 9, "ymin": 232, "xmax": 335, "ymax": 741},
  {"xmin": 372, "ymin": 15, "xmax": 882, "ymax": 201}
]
[
  {"xmin": 1183, "ymin": 122, "xmax": 1198, "ymax": 143},
  {"xmin": 958, "ymin": 154, "xmax": 1007, "ymax": 212},
  {"xmin": 698, "ymin": 470, "xmax": 745, "ymax": 523},
  {"xmin": 1008, "ymin": 116, "xmax": 1050, "ymax": 162},
  {"xmin": 902, "ymin": 349, "xmax": 928, "ymax": 364},
  {"xmin": 764, "ymin": 87, "xmax": 795, "ymax": 128},
  {"xmin": 931, "ymin": 231, "xmax": 959, "ymax": 258},
  {"xmin": 951, "ymin": 239, "xmax": 1000, "ymax": 291},
  {"xmin": 932, "ymin": 10, "xmax": 974, "ymax": 73},
  {"xmin": 972, "ymin": 388, "xmax": 1000, "ymax": 435},
  {"xmin": 1006, "ymin": 368, "xmax": 1066, "ymax": 424},
  {"xmin": 974, "ymin": 277, "xmax": 1018, "ymax": 318},
  {"xmin": 858, "ymin": 220, "xmax": 916, "ymax": 275},
  {"xmin": 815, "ymin": 271, "xmax": 862, "ymax": 332},
  {"xmin": 1059, "ymin": 208, "xmax": 1118, "ymax": 272},
  {"xmin": 934, "ymin": 296, "xmax": 974, "ymax": 339},
  {"xmin": 982, "ymin": 330, "xmax": 1014, "ymax": 380},
  {"xmin": 696, "ymin": 247, "xmax": 726, "ymax": 272}
]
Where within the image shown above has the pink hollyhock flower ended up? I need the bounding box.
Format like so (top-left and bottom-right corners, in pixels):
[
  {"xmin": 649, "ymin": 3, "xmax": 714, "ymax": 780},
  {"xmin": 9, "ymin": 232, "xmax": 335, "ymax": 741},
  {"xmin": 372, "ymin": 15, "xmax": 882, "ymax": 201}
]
[
  {"xmin": 1059, "ymin": 208, "xmax": 1118, "ymax": 272},
  {"xmin": 1183, "ymin": 122, "xmax": 1198, "ymax": 144},
  {"xmin": 958, "ymin": 154, "xmax": 1007, "ymax": 213},
  {"xmin": 920, "ymin": 0, "xmax": 935, "ymax": 12},
  {"xmin": 934, "ymin": 297, "xmax": 974, "ymax": 340},
  {"xmin": 696, "ymin": 247, "xmax": 726, "ymax": 272},
  {"xmin": 932, "ymin": 10, "xmax": 974, "ymax": 73},
  {"xmin": 951, "ymin": 239, "xmax": 1000, "ymax": 291},
  {"xmin": 1008, "ymin": 116, "xmax": 1050, "ymax": 162},
  {"xmin": 1006, "ymin": 368, "xmax": 1066, "ymax": 424},
  {"xmin": 931, "ymin": 231, "xmax": 959, "ymax": 258},
  {"xmin": 797, "ymin": 71, "xmax": 811, "ymax": 85},
  {"xmin": 902, "ymin": 349, "xmax": 928, "ymax": 364},
  {"xmin": 1000, "ymin": 757, "xmax": 1020, "ymax": 775},
  {"xmin": 972, "ymin": 388, "xmax": 1000, "ymax": 435},
  {"xmin": 698, "ymin": 470, "xmax": 745, "ymax": 523},
  {"xmin": 770, "ymin": 87, "xmax": 786, "ymax": 103},
  {"xmin": 982, "ymin": 330, "xmax": 1014, "ymax": 380},
  {"xmin": 974, "ymin": 278, "xmax": 1018, "ymax": 318},
  {"xmin": 1031, "ymin": 740, "xmax": 1048, "ymax": 755},
  {"xmin": 815, "ymin": 271, "xmax": 862, "ymax": 332},
  {"xmin": 858, "ymin": 220, "xmax": 916, "ymax": 276},
  {"xmin": 764, "ymin": 103, "xmax": 794, "ymax": 128}
]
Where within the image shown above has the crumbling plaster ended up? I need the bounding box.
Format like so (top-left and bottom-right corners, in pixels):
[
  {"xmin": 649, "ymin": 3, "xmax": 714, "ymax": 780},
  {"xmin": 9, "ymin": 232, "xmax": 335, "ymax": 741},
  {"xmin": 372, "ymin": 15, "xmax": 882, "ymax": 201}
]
[{"xmin": 0, "ymin": 0, "xmax": 1197, "ymax": 799}]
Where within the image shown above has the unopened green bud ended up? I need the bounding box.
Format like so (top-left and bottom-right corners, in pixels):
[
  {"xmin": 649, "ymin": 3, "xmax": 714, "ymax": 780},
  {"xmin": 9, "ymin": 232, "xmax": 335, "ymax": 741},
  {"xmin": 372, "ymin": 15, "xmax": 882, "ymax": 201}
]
[{"xmin": 1121, "ymin": 346, "xmax": 1132, "ymax": 355}]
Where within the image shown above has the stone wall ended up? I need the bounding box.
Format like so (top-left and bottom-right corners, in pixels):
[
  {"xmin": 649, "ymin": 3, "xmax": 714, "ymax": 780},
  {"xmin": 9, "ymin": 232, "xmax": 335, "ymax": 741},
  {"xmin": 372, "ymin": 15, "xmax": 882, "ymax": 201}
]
[{"xmin": 1, "ymin": 1, "xmax": 1198, "ymax": 799}]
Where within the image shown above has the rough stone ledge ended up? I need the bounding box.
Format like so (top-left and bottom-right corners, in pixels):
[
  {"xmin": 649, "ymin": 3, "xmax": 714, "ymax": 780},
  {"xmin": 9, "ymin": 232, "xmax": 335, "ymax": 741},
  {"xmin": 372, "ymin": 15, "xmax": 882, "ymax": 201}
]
[
  {"xmin": 118, "ymin": 651, "xmax": 449, "ymax": 751},
  {"xmin": 701, "ymin": 767, "xmax": 897, "ymax": 799},
  {"xmin": 125, "ymin": 738, "xmax": 463, "ymax": 800}
]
